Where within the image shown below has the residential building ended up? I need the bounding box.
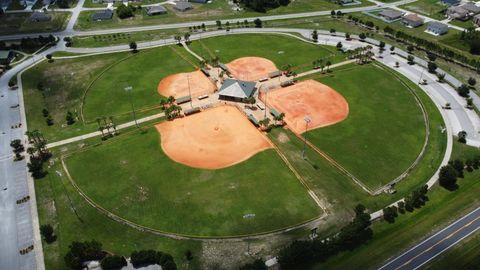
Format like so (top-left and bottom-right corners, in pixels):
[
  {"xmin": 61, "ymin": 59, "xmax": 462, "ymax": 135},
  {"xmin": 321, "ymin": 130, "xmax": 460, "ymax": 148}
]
[
  {"xmin": 91, "ymin": 9, "xmax": 113, "ymax": 21},
  {"xmin": 174, "ymin": 1, "xmax": 193, "ymax": 11},
  {"xmin": 446, "ymin": 6, "xmax": 470, "ymax": 20},
  {"xmin": 460, "ymin": 2, "xmax": 480, "ymax": 14},
  {"xmin": 29, "ymin": 12, "xmax": 52, "ymax": 22},
  {"xmin": 402, "ymin": 13, "xmax": 424, "ymax": 27},
  {"xmin": 474, "ymin": 13, "xmax": 480, "ymax": 26},
  {"xmin": 440, "ymin": 0, "xmax": 460, "ymax": 6},
  {"xmin": 0, "ymin": 50, "xmax": 15, "ymax": 64},
  {"xmin": 426, "ymin": 22, "xmax": 449, "ymax": 35},
  {"xmin": 146, "ymin": 5, "xmax": 167, "ymax": 16},
  {"xmin": 378, "ymin": 10, "xmax": 405, "ymax": 21}
]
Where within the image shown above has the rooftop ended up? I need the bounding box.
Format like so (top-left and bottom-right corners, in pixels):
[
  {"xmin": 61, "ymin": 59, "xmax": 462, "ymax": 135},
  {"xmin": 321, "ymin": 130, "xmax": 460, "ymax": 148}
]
[
  {"xmin": 219, "ymin": 79, "xmax": 256, "ymax": 99},
  {"xmin": 403, "ymin": 13, "xmax": 424, "ymax": 22}
]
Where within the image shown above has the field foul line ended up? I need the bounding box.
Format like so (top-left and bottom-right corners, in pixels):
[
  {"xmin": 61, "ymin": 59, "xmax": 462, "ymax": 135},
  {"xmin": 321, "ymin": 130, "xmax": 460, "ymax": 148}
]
[{"xmin": 270, "ymin": 139, "xmax": 329, "ymax": 214}]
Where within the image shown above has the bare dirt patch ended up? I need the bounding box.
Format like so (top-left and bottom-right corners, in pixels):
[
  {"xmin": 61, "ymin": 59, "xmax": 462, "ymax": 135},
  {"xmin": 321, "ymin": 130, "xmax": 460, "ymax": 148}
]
[
  {"xmin": 155, "ymin": 105, "xmax": 272, "ymax": 169},
  {"xmin": 227, "ymin": 57, "xmax": 278, "ymax": 81},
  {"xmin": 261, "ymin": 80, "xmax": 349, "ymax": 134},
  {"xmin": 157, "ymin": 70, "xmax": 216, "ymax": 98}
]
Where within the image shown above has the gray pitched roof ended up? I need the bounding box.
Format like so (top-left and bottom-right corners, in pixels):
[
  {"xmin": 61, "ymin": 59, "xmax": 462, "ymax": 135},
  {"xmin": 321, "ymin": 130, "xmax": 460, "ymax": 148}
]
[
  {"xmin": 461, "ymin": 3, "xmax": 480, "ymax": 13},
  {"xmin": 174, "ymin": 1, "xmax": 193, "ymax": 11},
  {"xmin": 91, "ymin": 9, "xmax": 113, "ymax": 21},
  {"xmin": 379, "ymin": 10, "xmax": 405, "ymax": 20},
  {"xmin": 219, "ymin": 79, "xmax": 256, "ymax": 99},
  {"xmin": 146, "ymin": 5, "xmax": 167, "ymax": 15},
  {"xmin": 427, "ymin": 22, "xmax": 449, "ymax": 32}
]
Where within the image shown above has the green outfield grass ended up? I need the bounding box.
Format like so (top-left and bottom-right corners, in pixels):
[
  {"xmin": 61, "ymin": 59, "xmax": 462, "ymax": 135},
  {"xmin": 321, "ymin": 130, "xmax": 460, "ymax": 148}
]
[
  {"xmin": 35, "ymin": 139, "xmax": 202, "ymax": 270},
  {"xmin": 22, "ymin": 45, "xmax": 198, "ymax": 142},
  {"xmin": 314, "ymin": 141, "xmax": 480, "ymax": 270},
  {"xmin": 83, "ymin": 45, "xmax": 197, "ymax": 122},
  {"xmin": 64, "ymin": 127, "xmax": 321, "ymax": 236},
  {"xmin": 302, "ymin": 64, "xmax": 426, "ymax": 190},
  {"xmin": 188, "ymin": 34, "xmax": 345, "ymax": 73}
]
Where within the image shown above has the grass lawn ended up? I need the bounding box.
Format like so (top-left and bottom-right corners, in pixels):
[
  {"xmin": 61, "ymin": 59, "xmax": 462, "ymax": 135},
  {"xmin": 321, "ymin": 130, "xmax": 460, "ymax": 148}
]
[
  {"xmin": 313, "ymin": 141, "xmax": 480, "ymax": 270},
  {"xmin": 70, "ymin": 28, "xmax": 189, "ymax": 47},
  {"xmin": 266, "ymin": 62, "xmax": 445, "ymax": 224},
  {"xmin": 75, "ymin": 0, "xmax": 373, "ymax": 30},
  {"xmin": 400, "ymin": 0, "xmax": 447, "ymax": 20},
  {"xmin": 64, "ymin": 126, "xmax": 321, "ymax": 236},
  {"xmin": 83, "ymin": 45, "xmax": 197, "ymax": 122},
  {"xmin": 22, "ymin": 45, "xmax": 197, "ymax": 142},
  {"xmin": 188, "ymin": 33, "xmax": 345, "ymax": 73},
  {"xmin": 303, "ymin": 64, "xmax": 426, "ymax": 190},
  {"xmin": 448, "ymin": 19, "xmax": 475, "ymax": 29},
  {"xmin": 0, "ymin": 12, "xmax": 70, "ymax": 35},
  {"xmin": 35, "ymin": 144, "xmax": 202, "ymax": 270}
]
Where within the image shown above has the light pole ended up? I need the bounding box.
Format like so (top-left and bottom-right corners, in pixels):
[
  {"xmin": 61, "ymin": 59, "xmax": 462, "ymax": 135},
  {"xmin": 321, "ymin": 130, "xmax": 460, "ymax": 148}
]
[
  {"xmin": 302, "ymin": 116, "xmax": 312, "ymax": 160},
  {"xmin": 187, "ymin": 74, "xmax": 193, "ymax": 108},
  {"xmin": 418, "ymin": 66, "xmax": 425, "ymax": 85},
  {"xmin": 124, "ymin": 86, "xmax": 139, "ymax": 128},
  {"xmin": 243, "ymin": 213, "xmax": 255, "ymax": 255}
]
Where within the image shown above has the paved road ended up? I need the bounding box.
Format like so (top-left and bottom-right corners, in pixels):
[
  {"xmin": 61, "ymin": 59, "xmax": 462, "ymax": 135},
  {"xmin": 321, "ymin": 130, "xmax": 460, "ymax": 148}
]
[
  {"xmin": 378, "ymin": 206, "xmax": 480, "ymax": 270},
  {"xmin": 0, "ymin": 50, "xmax": 55, "ymax": 270}
]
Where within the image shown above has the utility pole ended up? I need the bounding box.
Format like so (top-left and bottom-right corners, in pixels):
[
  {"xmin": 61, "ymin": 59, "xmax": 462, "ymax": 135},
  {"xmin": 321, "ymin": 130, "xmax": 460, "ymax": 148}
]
[
  {"xmin": 187, "ymin": 75, "xmax": 193, "ymax": 108},
  {"xmin": 302, "ymin": 116, "xmax": 312, "ymax": 159},
  {"xmin": 125, "ymin": 86, "xmax": 139, "ymax": 128}
]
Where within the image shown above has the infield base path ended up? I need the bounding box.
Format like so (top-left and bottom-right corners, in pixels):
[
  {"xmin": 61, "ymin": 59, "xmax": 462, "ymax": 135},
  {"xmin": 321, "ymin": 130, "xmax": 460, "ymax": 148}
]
[
  {"xmin": 227, "ymin": 57, "xmax": 278, "ymax": 81},
  {"xmin": 155, "ymin": 105, "xmax": 273, "ymax": 169},
  {"xmin": 157, "ymin": 70, "xmax": 216, "ymax": 98},
  {"xmin": 262, "ymin": 80, "xmax": 349, "ymax": 134}
]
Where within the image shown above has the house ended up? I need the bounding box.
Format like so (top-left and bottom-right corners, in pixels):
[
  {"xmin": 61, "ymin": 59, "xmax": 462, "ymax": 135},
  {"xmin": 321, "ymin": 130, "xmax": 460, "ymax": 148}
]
[
  {"xmin": 426, "ymin": 22, "xmax": 449, "ymax": 35},
  {"xmin": 474, "ymin": 13, "xmax": 480, "ymax": 26},
  {"xmin": 402, "ymin": 13, "xmax": 424, "ymax": 27},
  {"xmin": 173, "ymin": 1, "xmax": 193, "ymax": 11},
  {"xmin": 91, "ymin": 9, "xmax": 113, "ymax": 21},
  {"xmin": 460, "ymin": 2, "xmax": 480, "ymax": 14},
  {"xmin": 446, "ymin": 6, "xmax": 470, "ymax": 20},
  {"xmin": 339, "ymin": 0, "xmax": 355, "ymax": 5},
  {"xmin": 146, "ymin": 5, "xmax": 167, "ymax": 16},
  {"xmin": 29, "ymin": 12, "xmax": 52, "ymax": 22},
  {"xmin": 440, "ymin": 0, "xmax": 460, "ymax": 6},
  {"xmin": 378, "ymin": 10, "xmax": 405, "ymax": 21},
  {"xmin": 0, "ymin": 50, "xmax": 15, "ymax": 64},
  {"xmin": 218, "ymin": 79, "xmax": 256, "ymax": 101}
]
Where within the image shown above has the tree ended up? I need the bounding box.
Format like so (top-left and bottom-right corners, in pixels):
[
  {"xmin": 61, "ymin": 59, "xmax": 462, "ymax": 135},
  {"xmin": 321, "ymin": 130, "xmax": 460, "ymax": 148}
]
[
  {"xmin": 336, "ymin": 10, "xmax": 343, "ymax": 16},
  {"xmin": 427, "ymin": 52, "xmax": 436, "ymax": 62},
  {"xmin": 101, "ymin": 255, "xmax": 127, "ymax": 270},
  {"xmin": 183, "ymin": 33, "xmax": 191, "ymax": 43},
  {"xmin": 450, "ymin": 159, "xmax": 465, "ymax": 178},
  {"xmin": 66, "ymin": 111, "xmax": 75, "ymax": 125},
  {"xmin": 273, "ymin": 112, "xmax": 285, "ymax": 125},
  {"xmin": 129, "ymin": 41, "xmax": 137, "ymax": 53},
  {"xmin": 407, "ymin": 45, "xmax": 414, "ymax": 53},
  {"xmin": 216, "ymin": 20, "xmax": 221, "ymax": 29},
  {"xmin": 184, "ymin": 250, "xmax": 193, "ymax": 261},
  {"xmin": 437, "ymin": 73, "xmax": 446, "ymax": 83},
  {"xmin": 46, "ymin": 54, "xmax": 53, "ymax": 63},
  {"xmin": 390, "ymin": 46, "xmax": 395, "ymax": 54},
  {"xmin": 64, "ymin": 240, "xmax": 104, "ymax": 270},
  {"xmin": 40, "ymin": 224, "xmax": 56, "ymax": 243},
  {"xmin": 427, "ymin": 61, "xmax": 437, "ymax": 73},
  {"xmin": 457, "ymin": 84, "xmax": 470, "ymax": 98},
  {"xmin": 383, "ymin": 207, "xmax": 396, "ymax": 223},
  {"xmin": 439, "ymin": 165, "xmax": 458, "ymax": 190},
  {"xmin": 311, "ymin": 30, "xmax": 318, "ymax": 42},
  {"xmin": 240, "ymin": 259, "xmax": 267, "ymax": 270},
  {"xmin": 130, "ymin": 250, "xmax": 177, "ymax": 269},
  {"xmin": 345, "ymin": 32, "xmax": 351, "ymax": 40},
  {"xmin": 330, "ymin": 28, "xmax": 336, "ymax": 35},
  {"xmin": 359, "ymin": 33, "xmax": 366, "ymax": 41},
  {"xmin": 379, "ymin": 41, "xmax": 385, "ymax": 51},
  {"xmin": 468, "ymin": 77, "xmax": 476, "ymax": 87},
  {"xmin": 254, "ymin": 18, "xmax": 262, "ymax": 28},
  {"xmin": 174, "ymin": 35, "xmax": 182, "ymax": 45},
  {"xmin": 407, "ymin": 55, "xmax": 415, "ymax": 65},
  {"xmin": 336, "ymin": 42, "xmax": 343, "ymax": 50},
  {"xmin": 28, "ymin": 158, "xmax": 47, "ymax": 179},
  {"xmin": 116, "ymin": 4, "xmax": 134, "ymax": 19}
]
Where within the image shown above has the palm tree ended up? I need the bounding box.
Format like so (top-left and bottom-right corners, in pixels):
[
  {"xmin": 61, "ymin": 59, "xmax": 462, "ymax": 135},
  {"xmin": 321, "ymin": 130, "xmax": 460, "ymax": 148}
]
[
  {"xmin": 102, "ymin": 116, "xmax": 110, "ymax": 136},
  {"xmin": 109, "ymin": 116, "xmax": 117, "ymax": 134},
  {"xmin": 274, "ymin": 113, "xmax": 285, "ymax": 125},
  {"xmin": 326, "ymin": 61, "xmax": 332, "ymax": 72}
]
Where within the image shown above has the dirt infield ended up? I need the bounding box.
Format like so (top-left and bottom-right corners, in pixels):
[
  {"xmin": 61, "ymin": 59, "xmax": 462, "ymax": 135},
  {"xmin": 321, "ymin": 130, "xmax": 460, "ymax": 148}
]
[
  {"xmin": 227, "ymin": 57, "xmax": 278, "ymax": 81},
  {"xmin": 155, "ymin": 105, "xmax": 272, "ymax": 169},
  {"xmin": 157, "ymin": 70, "xmax": 216, "ymax": 98},
  {"xmin": 262, "ymin": 80, "xmax": 349, "ymax": 134}
]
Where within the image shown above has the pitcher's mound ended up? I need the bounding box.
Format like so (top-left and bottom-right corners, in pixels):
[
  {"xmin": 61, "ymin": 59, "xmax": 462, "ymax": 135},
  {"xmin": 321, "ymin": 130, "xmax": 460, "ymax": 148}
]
[
  {"xmin": 262, "ymin": 80, "xmax": 349, "ymax": 134},
  {"xmin": 157, "ymin": 70, "xmax": 216, "ymax": 98},
  {"xmin": 227, "ymin": 57, "xmax": 278, "ymax": 81},
  {"xmin": 155, "ymin": 105, "xmax": 272, "ymax": 169}
]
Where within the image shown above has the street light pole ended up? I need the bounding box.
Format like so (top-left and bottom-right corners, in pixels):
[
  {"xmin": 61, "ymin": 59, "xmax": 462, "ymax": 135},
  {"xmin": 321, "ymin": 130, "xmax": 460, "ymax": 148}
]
[
  {"xmin": 302, "ymin": 116, "xmax": 311, "ymax": 159},
  {"xmin": 187, "ymin": 75, "xmax": 193, "ymax": 108},
  {"xmin": 125, "ymin": 86, "xmax": 139, "ymax": 128}
]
